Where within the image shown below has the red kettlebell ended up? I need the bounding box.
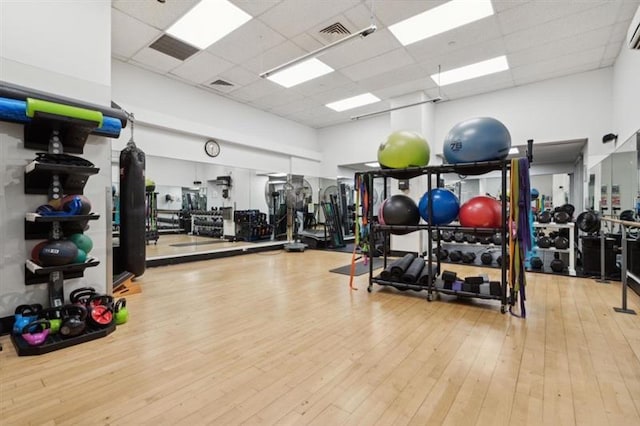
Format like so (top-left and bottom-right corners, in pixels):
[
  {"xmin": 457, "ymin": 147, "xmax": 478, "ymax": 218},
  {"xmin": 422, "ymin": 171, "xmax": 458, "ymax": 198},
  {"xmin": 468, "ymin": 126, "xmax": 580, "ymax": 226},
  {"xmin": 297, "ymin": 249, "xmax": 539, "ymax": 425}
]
[
  {"xmin": 87, "ymin": 295, "xmax": 114, "ymax": 327},
  {"xmin": 22, "ymin": 319, "xmax": 50, "ymax": 346}
]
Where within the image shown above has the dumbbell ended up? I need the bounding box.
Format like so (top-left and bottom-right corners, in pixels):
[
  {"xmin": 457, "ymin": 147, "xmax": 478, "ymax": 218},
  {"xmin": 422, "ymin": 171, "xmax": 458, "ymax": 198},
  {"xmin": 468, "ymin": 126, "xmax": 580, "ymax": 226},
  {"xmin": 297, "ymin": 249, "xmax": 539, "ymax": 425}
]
[
  {"xmin": 496, "ymin": 254, "xmax": 510, "ymax": 267},
  {"xmin": 448, "ymin": 250, "xmax": 463, "ymax": 262},
  {"xmin": 453, "ymin": 232, "xmax": 465, "ymax": 243},
  {"xmin": 480, "ymin": 252, "xmax": 493, "ymax": 265},
  {"xmin": 479, "ymin": 236, "xmax": 492, "ymax": 245},
  {"xmin": 435, "ymin": 247, "xmax": 449, "ymax": 261},
  {"xmin": 442, "ymin": 231, "xmax": 454, "ymax": 242},
  {"xmin": 554, "ymin": 236, "xmax": 569, "ymax": 250},
  {"xmin": 465, "ymin": 234, "xmax": 477, "ymax": 244},
  {"xmin": 431, "ymin": 230, "xmax": 440, "ymax": 241},
  {"xmin": 492, "ymin": 233, "xmax": 503, "ymax": 245},
  {"xmin": 461, "ymin": 252, "xmax": 476, "ymax": 264}
]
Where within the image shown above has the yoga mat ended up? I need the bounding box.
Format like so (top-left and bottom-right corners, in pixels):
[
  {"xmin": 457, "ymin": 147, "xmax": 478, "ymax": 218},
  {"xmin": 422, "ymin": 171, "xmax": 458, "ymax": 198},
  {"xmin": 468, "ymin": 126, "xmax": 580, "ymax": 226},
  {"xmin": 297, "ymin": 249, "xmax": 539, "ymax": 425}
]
[
  {"xmin": 401, "ymin": 258, "xmax": 425, "ymax": 283},
  {"xmin": 380, "ymin": 257, "xmax": 405, "ymax": 280},
  {"xmin": 330, "ymin": 258, "xmax": 384, "ymax": 276},
  {"xmin": 417, "ymin": 265, "xmax": 437, "ymax": 285},
  {"xmin": 390, "ymin": 254, "xmax": 415, "ymax": 277}
]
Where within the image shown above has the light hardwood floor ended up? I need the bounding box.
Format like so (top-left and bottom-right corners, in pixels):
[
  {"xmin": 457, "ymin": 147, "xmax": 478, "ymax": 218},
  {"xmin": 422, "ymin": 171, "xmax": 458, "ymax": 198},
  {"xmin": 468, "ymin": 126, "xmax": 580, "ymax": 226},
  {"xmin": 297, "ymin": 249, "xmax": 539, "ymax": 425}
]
[{"xmin": 1, "ymin": 250, "xmax": 640, "ymax": 425}]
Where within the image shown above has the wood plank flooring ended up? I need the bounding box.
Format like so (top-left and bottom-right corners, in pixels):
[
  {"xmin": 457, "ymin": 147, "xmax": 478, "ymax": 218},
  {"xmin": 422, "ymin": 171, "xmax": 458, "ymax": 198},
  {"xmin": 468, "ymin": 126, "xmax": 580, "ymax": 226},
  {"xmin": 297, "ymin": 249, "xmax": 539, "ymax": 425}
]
[{"xmin": 1, "ymin": 250, "xmax": 640, "ymax": 425}]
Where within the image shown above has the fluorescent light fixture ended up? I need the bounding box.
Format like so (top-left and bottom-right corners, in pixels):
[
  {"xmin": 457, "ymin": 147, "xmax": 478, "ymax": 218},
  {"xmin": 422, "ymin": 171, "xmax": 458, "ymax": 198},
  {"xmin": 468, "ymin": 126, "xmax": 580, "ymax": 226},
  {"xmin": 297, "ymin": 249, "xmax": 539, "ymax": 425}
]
[
  {"xmin": 326, "ymin": 93, "xmax": 381, "ymax": 112},
  {"xmin": 389, "ymin": 0, "xmax": 494, "ymax": 46},
  {"xmin": 365, "ymin": 162, "xmax": 380, "ymax": 168},
  {"xmin": 508, "ymin": 147, "xmax": 519, "ymax": 155},
  {"xmin": 266, "ymin": 58, "xmax": 334, "ymax": 88},
  {"xmin": 260, "ymin": 24, "xmax": 376, "ymax": 80},
  {"xmin": 431, "ymin": 56, "xmax": 509, "ymax": 86},
  {"xmin": 268, "ymin": 173, "xmax": 287, "ymax": 177},
  {"xmin": 166, "ymin": 0, "xmax": 252, "ymax": 50}
]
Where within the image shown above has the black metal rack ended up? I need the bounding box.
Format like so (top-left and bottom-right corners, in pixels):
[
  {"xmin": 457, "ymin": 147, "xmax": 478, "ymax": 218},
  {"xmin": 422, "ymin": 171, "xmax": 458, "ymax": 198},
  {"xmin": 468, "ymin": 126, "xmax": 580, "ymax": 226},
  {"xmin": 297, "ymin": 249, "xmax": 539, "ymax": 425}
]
[{"xmin": 359, "ymin": 142, "xmax": 533, "ymax": 313}]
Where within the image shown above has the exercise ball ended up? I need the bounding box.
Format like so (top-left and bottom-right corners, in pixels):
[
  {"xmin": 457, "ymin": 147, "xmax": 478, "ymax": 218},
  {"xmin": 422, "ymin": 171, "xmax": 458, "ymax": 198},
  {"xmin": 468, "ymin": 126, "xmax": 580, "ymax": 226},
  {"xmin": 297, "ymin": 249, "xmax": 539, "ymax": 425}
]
[
  {"xmin": 381, "ymin": 194, "xmax": 420, "ymax": 234},
  {"xmin": 72, "ymin": 249, "xmax": 87, "ymax": 264},
  {"xmin": 60, "ymin": 194, "xmax": 92, "ymax": 215},
  {"xmin": 377, "ymin": 131, "xmax": 430, "ymax": 169},
  {"xmin": 31, "ymin": 241, "xmax": 48, "ymax": 264},
  {"xmin": 443, "ymin": 117, "xmax": 511, "ymax": 164},
  {"xmin": 39, "ymin": 240, "xmax": 78, "ymax": 267},
  {"xmin": 69, "ymin": 233, "xmax": 93, "ymax": 254},
  {"xmin": 459, "ymin": 196, "xmax": 502, "ymax": 228},
  {"xmin": 418, "ymin": 188, "xmax": 459, "ymax": 225},
  {"xmin": 531, "ymin": 188, "xmax": 539, "ymax": 200},
  {"xmin": 145, "ymin": 178, "xmax": 156, "ymax": 192},
  {"xmin": 377, "ymin": 199, "xmax": 387, "ymax": 225}
]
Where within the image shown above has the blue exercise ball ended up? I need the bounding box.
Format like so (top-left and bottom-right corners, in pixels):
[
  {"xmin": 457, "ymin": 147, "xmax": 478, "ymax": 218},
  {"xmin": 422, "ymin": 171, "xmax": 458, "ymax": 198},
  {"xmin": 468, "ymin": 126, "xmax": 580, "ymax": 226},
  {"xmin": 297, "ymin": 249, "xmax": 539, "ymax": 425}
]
[
  {"xmin": 443, "ymin": 117, "xmax": 511, "ymax": 164},
  {"xmin": 418, "ymin": 188, "xmax": 459, "ymax": 225},
  {"xmin": 531, "ymin": 188, "xmax": 539, "ymax": 200}
]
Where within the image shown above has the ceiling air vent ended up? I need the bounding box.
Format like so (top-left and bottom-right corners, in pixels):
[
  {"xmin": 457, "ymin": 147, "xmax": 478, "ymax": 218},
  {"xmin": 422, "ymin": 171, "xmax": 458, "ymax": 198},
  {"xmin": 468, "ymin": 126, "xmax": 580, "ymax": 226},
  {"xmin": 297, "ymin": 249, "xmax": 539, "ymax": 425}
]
[
  {"xmin": 149, "ymin": 34, "xmax": 199, "ymax": 61},
  {"xmin": 210, "ymin": 79, "xmax": 234, "ymax": 87},
  {"xmin": 319, "ymin": 22, "xmax": 351, "ymax": 36}
]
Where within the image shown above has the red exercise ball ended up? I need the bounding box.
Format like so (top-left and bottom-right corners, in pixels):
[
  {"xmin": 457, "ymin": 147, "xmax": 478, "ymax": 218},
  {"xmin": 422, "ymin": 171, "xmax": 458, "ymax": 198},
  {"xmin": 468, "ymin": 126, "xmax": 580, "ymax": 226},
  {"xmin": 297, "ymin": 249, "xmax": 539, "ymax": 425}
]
[
  {"xmin": 491, "ymin": 199, "xmax": 503, "ymax": 228},
  {"xmin": 459, "ymin": 196, "xmax": 501, "ymax": 228},
  {"xmin": 31, "ymin": 241, "xmax": 48, "ymax": 264}
]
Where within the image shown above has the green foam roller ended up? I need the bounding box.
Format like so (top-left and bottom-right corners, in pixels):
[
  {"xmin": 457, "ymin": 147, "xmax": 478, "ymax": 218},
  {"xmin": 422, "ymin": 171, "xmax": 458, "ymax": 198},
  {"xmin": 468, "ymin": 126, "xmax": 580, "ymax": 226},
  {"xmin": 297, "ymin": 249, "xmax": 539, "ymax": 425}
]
[{"xmin": 26, "ymin": 98, "xmax": 103, "ymax": 127}]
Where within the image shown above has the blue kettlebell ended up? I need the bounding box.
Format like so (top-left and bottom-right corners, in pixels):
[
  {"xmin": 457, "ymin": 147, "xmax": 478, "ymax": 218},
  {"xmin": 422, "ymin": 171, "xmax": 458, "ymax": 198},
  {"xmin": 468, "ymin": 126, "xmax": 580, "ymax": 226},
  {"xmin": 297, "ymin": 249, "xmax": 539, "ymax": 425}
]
[{"xmin": 13, "ymin": 304, "xmax": 43, "ymax": 335}]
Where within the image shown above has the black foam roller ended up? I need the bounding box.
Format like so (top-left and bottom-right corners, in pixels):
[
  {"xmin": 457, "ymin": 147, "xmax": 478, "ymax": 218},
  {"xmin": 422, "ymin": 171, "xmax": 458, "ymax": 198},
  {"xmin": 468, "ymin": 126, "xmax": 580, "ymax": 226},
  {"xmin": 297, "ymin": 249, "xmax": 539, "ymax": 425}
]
[
  {"xmin": 390, "ymin": 254, "xmax": 416, "ymax": 278},
  {"xmin": 119, "ymin": 140, "xmax": 146, "ymax": 277},
  {"xmin": 418, "ymin": 264, "xmax": 436, "ymax": 285},
  {"xmin": 401, "ymin": 258, "xmax": 425, "ymax": 283},
  {"xmin": 380, "ymin": 257, "xmax": 405, "ymax": 280}
]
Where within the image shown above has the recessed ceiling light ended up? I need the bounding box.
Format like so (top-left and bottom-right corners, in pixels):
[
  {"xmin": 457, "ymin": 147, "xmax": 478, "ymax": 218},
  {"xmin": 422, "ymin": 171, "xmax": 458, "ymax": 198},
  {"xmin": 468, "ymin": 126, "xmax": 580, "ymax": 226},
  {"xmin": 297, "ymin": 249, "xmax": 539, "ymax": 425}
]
[
  {"xmin": 389, "ymin": 0, "xmax": 494, "ymax": 46},
  {"xmin": 326, "ymin": 93, "xmax": 381, "ymax": 112},
  {"xmin": 166, "ymin": 0, "xmax": 252, "ymax": 50},
  {"xmin": 266, "ymin": 58, "xmax": 334, "ymax": 88},
  {"xmin": 508, "ymin": 147, "xmax": 519, "ymax": 155},
  {"xmin": 431, "ymin": 56, "xmax": 509, "ymax": 86},
  {"xmin": 365, "ymin": 162, "xmax": 380, "ymax": 168}
]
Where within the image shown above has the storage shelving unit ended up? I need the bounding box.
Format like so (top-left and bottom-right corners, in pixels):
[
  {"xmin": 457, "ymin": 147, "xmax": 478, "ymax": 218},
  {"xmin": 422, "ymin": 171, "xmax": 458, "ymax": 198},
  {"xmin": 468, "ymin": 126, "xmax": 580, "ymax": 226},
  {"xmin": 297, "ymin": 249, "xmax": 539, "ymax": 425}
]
[
  {"xmin": 191, "ymin": 210, "xmax": 224, "ymax": 238},
  {"xmin": 359, "ymin": 147, "xmax": 533, "ymax": 314},
  {"xmin": 532, "ymin": 221, "xmax": 576, "ymax": 275}
]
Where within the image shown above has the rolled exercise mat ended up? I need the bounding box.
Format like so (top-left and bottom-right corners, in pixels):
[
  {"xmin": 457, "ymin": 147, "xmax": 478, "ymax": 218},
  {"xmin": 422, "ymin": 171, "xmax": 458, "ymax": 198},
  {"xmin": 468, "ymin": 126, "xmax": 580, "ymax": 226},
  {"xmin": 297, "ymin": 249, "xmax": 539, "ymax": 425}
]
[
  {"xmin": 0, "ymin": 97, "xmax": 122, "ymax": 137},
  {"xmin": 401, "ymin": 258, "xmax": 425, "ymax": 283},
  {"xmin": 418, "ymin": 264, "xmax": 437, "ymax": 286},
  {"xmin": 380, "ymin": 257, "xmax": 406, "ymax": 280},
  {"xmin": 119, "ymin": 140, "xmax": 146, "ymax": 277},
  {"xmin": 390, "ymin": 254, "xmax": 416, "ymax": 278}
]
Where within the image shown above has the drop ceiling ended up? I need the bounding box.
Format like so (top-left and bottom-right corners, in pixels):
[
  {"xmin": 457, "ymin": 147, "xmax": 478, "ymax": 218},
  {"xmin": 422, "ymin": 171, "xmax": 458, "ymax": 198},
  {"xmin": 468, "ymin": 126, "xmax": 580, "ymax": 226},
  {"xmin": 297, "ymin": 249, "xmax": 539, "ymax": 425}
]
[{"xmin": 112, "ymin": 0, "xmax": 639, "ymax": 129}]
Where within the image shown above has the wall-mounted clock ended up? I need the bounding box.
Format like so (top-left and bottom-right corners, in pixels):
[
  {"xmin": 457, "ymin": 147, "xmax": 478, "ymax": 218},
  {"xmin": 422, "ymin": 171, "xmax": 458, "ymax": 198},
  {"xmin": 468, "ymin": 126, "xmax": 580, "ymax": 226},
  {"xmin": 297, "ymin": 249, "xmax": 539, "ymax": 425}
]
[{"xmin": 204, "ymin": 139, "xmax": 220, "ymax": 158}]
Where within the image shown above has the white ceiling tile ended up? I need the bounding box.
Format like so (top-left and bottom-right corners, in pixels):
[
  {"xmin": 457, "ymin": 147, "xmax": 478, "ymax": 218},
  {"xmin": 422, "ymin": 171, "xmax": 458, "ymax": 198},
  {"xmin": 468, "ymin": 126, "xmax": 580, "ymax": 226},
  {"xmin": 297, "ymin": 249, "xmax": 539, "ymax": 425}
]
[
  {"xmin": 258, "ymin": 0, "xmax": 359, "ymax": 38},
  {"xmin": 493, "ymin": 0, "xmax": 530, "ymax": 13},
  {"xmin": 371, "ymin": 78, "xmax": 438, "ymax": 100},
  {"xmin": 511, "ymin": 46, "xmax": 606, "ymax": 82},
  {"xmin": 340, "ymin": 48, "xmax": 416, "ymax": 82},
  {"xmin": 417, "ymin": 37, "xmax": 507, "ymax": 75},
  {"xmin": 439, "ymin": 71, "xmax": 514, "ymax": 99},
  {"xmin": 250, "ymin": 89, "xmax": 305, "ymax": 109},
  {"xmin": 228, "ymin": 78, "xmax": 281, "ymax": 101},
  {"xmin": 507, "ymin": 26, "xmax": 611, "ymax": 68},
  {"xmin": 601, "ymin": 42, "xmax": 622, "ymax": 65},
  {"xmin": 504, "ymin": 3, "xmax": 621, "ymax": 52},
  {"xmin": 293, "ymin": 72, "xmax": 355, "ymax": 96},
  {"xmin": 170, "ymin": 51, "xmax": 235, "ymax": 83},
  {"xmin": 229, "ymin": 0, "xmax": 282, "ymax": 17},
  {"xmin": 320, "ymin": 28, "xmax": 403, "ymax": 70},
  {"xmin": 269, "ymin": 97, "xmax": 320, "ymax": 115},
  {"xmin": 309, "ymin": 82, "xmax": 363, "ymax": 104},
  {"xmin": 130, "ymin": 47, "xmax": 183, "ymax": 73},
  {"xmin": 371, "ymin": 0, "xmax": 447, "ymax": 27},
  {"xmin": 242, "ymin": 41, "xmax": 307, "ymax": 73},
  {"xmin": 112, "ymin": 8, "xmax": 161, "ymax": 59},
  {"xmin": 291, "ymin": 32, "xmax": 325, "ymax": 52},
  {"xmin": 513, "ymin": 61, "xmax": 602, "ymax": 86},
  {"xmin": 357, "ymin": 64, "xmax": 429, "ymax": 92},
  {"xmin": 615, "ymin": 0, "xmax": 640, "ymax": 23},
  {"xmin": 217, "ymin": 66, "xmax": 260, "ymax": 86},
  {"xmin": 205, "ymin": 18, "xmax": 286, "ymax": 65},
  {"xmin": 405, "ymin": 16, "xmax": 503, "ymax": 63},
  {"xmin": 609, "ymin": 18, "xmax": 633, "ymax": 43},
  {"xmin": 497, "ymin": 0, "xmax": 607, "ymax": 35},
  {"xmin": 112, "ymin": 0, "xmax": 199, "ymax": 30}
]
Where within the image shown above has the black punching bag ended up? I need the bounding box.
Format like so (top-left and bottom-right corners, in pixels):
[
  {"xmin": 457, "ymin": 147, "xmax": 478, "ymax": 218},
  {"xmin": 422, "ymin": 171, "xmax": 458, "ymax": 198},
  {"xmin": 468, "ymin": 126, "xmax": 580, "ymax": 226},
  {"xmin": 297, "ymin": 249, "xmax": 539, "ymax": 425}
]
[{"xmin": 119, "ymin": 139, "xmax": 146, "ymax": 277}]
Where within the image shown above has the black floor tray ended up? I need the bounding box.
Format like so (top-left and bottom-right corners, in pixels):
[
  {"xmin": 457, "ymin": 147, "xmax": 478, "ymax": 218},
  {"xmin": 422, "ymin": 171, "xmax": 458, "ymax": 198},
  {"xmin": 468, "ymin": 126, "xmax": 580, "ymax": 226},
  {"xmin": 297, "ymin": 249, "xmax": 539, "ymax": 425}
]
[
  {"xmin": 25, "ymin": 258, "xmax": 100, "ymax": 285},
  {"xmin": 10, "ymin": 323, "xmax": 116, "ymax": 356}
]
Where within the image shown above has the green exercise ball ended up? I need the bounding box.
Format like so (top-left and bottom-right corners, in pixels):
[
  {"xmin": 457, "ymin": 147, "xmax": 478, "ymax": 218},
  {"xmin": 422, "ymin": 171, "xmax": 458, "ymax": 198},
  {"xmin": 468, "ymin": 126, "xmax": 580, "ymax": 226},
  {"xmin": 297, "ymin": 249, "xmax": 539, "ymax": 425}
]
[
  {"xmin": 72, "ymin": 248, "xmax": 87, "ymax": 264},
  {"xmin": 377, "ymin": 130, "xmax": 430, "ymax": 169},
  {"xmin": 69, "ymin": 233, "xmax": 93, "ymax": 254}
]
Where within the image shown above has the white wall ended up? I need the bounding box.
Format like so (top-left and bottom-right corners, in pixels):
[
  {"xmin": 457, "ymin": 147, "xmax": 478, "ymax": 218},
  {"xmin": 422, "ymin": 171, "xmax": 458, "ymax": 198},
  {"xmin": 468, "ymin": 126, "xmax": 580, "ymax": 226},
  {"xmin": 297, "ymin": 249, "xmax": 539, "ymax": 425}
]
[
  {"xmin": 0, "ymin": 1, "xmax": 112, "ymax": 317},
  {"xmin": 111, "ymin": 60, "xmax": 321, "ymax": 174},
  {"xmin": 612, "ymin": 6, "xmax": 640, "ymax": 145}
]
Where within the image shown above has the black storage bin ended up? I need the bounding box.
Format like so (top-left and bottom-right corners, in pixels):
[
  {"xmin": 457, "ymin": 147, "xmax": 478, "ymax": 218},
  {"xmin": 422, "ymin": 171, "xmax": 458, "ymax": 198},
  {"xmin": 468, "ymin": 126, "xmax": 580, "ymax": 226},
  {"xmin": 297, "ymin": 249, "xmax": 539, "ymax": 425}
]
[{"xmin": 581, "ymin": 235, "xmax": 618, "ymax": 277}]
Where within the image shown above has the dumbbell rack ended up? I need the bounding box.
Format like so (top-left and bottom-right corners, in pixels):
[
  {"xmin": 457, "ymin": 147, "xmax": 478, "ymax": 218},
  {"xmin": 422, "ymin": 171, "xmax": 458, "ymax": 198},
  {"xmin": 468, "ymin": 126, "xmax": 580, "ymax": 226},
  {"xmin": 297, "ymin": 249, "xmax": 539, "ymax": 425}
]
[
  {"xmin": 532, "ymin": 222, "xmax": 576, "ymax": 276},
  {"xmin": 0, "ymin": 81, "xmax": 126, "ymax": 355},
  {"xmin": 360, "ymin": 145, "xmax": 533, "ymax": 314}
]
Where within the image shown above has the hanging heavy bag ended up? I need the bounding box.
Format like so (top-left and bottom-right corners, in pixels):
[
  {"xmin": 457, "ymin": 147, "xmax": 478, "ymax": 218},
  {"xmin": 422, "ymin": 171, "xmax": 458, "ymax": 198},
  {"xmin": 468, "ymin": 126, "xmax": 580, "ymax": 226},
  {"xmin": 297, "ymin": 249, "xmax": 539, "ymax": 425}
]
[{"xmin": 120, "ymin": 137, "xmax": 146, "ymax": 277}]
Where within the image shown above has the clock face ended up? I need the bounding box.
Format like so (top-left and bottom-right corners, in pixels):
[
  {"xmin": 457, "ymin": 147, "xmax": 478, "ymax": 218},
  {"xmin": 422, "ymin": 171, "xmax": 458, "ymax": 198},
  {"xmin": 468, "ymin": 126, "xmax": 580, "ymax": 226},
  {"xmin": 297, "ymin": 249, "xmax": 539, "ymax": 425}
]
[{"xmin": 205, "ymin": 140, "xmax": 220, "ymax": 158}]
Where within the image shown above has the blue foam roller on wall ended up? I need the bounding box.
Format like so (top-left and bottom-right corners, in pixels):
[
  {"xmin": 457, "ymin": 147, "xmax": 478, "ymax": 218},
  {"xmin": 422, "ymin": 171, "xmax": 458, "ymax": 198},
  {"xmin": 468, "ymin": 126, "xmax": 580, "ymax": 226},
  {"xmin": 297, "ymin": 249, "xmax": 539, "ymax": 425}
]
[
  {"xmin": 0, "ymin": 97, "xmax": 29, "ymax": 123},
  {"xmin": 95, "ymin": 115, "xmax": 122, "ymax": 137}
]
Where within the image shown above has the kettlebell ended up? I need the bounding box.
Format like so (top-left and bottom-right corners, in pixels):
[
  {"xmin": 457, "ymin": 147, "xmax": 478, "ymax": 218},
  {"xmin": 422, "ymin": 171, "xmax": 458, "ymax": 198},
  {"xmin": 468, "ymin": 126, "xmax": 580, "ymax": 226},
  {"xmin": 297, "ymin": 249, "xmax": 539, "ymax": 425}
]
[
  {"xmin": 530, "ymin": 256, "xmax": 543, "ymax": 270},
  {"xmin": 21, "ymin": 319, "xmax": 50, "ymax": 346},
  {"xmin": 550, "ymin": 254, "xmax": 565, "ymax": 273},
  {"xmin": 554, "ymin": 211, "xmax": 570, "ymax": 224},
  {"xmin": 114, "ymin": 298, "xmax": 129, "ymax": 325},
  {"xmin": 554, "ymin": 236, "xmax": 569, "ymax": 250},
  {"xmin": 70, "ymin": 287, "xmax": 97, "ymax": 306},
  {"xmin": 480, "ymin": 252, "xmax": 493, "ymax": 265},
  {"xmin": 87, "ymin": 295, "xmax": 114, "ymax": 328},
  {"xmin": 462, "ymin": 252, "xmax": 476, "ymax": 264},
  {"xmin": 538, "ymin": 210, "xmax": 552, "ymax": 223},
  {"xmin": 39, "ymin": 307, "xmax": 63, "ymax": 334},
  {"xmin": 548, "ymin": 231, "xmax": 559, "ymax": 239},
  {"xmin": 448, "ymin": 250, "xmax": 463, "ymax": 262},
  {"xmin": 537, "ymin": 236, "xmax": 551, "ymax": 248},
  {"xmin": 465, "ymin": 234, "xmax": 477, "ymax": 244},
  {"xmin": 13, "ymin": 304, "xmax": 42, "ymax": 335},
  {"xmin": 60, "ymin": 305, "xmax": 87, "ymax": 338}
]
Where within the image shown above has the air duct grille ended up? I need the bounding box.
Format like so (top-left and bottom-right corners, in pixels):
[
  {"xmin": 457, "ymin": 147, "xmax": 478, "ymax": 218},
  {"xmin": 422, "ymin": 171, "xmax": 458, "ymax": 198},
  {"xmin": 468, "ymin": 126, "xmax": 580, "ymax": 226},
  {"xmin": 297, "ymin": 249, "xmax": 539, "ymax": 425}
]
[
  {"xmin": 319, "ymin": 22, "xmax": 351, "ymax": 35},
  {"xmin": 149, "ymin": 34, "xmax": 199, "ymax": 61}
]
